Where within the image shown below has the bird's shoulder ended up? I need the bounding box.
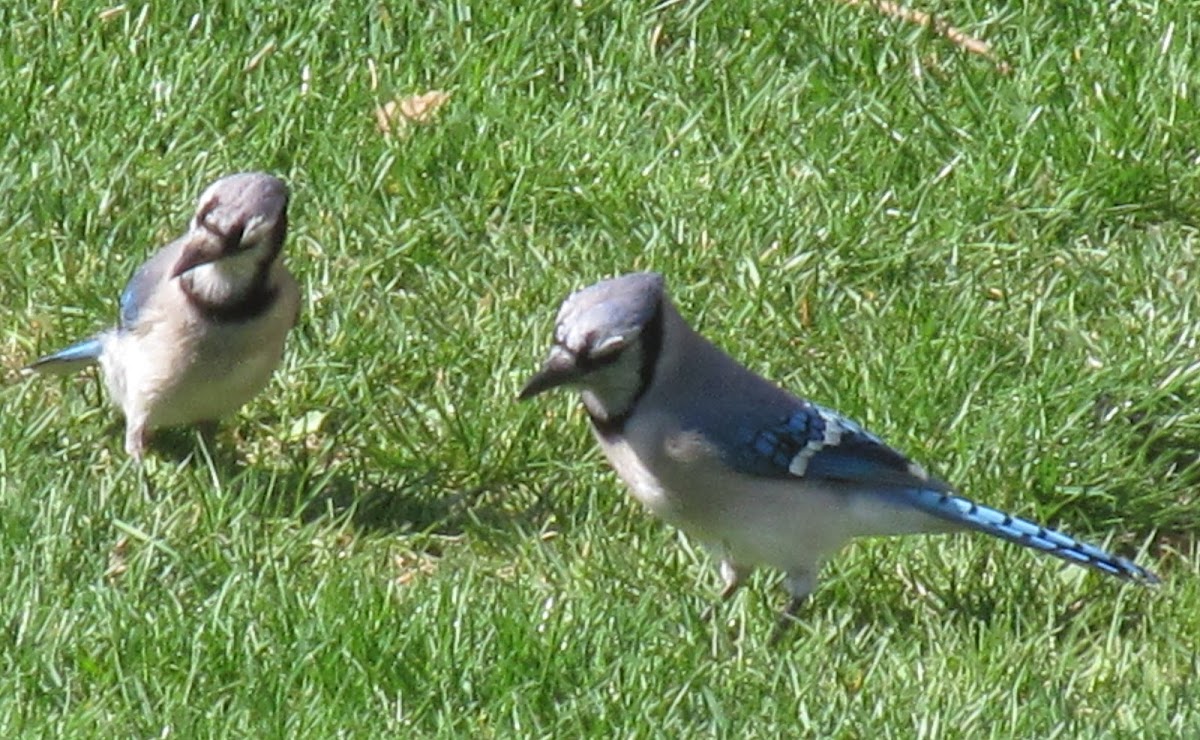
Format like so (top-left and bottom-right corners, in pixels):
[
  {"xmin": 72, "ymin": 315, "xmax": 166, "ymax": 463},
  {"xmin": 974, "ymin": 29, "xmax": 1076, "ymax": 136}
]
[{"xmin": 119, "ymin": 240, "xmax": 183, "ymax": 330}]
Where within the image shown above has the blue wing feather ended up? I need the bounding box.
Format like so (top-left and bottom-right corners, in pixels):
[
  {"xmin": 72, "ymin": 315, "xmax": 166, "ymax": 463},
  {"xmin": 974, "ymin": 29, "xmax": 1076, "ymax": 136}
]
[
  {"xmin": 118, "ymin": 241, "xmax": 178, "ymax": 329},
  {"xmin": 119, "ymin": 262, "xmax": 157, "ymax": 329},
  {"xmin": 728, "ymin": 401, "xmax": 948, "ymax": 491}
]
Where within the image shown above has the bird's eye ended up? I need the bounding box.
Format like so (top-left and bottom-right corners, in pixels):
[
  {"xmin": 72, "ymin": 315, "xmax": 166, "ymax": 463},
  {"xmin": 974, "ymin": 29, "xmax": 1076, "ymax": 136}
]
[
  {"xmin": 222, "ymin": 222, "xmax": 246, "ymax": 252},
  {"xmin": 196, "ymin": 201, "xmax": 218, "ymax": 231},
  {"xmin": 196, "ymin": 198, "xmax": 249, "ymax": 252},
  {"xmin": 587, "ymin": 334, "xmax": 628, "ymax": 363}
]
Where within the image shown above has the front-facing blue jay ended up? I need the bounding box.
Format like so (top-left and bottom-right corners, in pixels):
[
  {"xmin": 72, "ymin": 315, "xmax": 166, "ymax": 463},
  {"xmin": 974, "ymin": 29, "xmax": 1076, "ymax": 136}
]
[
  {"xmin": 25, "ymin": 172, "xmax": 300, "ymax": 459},
  {"xmin": 520, "ymin": 272, "xmax": 1159, "ymax": 637}
]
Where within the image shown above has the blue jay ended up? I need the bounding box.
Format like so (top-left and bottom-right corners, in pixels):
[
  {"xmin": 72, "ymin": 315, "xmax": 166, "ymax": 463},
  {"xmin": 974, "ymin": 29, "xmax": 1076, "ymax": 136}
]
[
  {"xmin": 520, "ymin": 272, "xmax": 1159, "ymax": 637},
  {"xmin": 24, "ymin": 172, "xmax": 300, "ymax": 460}
]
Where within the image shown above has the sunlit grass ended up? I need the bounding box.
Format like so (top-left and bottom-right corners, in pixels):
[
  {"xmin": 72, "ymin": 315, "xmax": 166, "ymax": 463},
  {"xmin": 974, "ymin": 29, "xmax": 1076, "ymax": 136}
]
[{"xmin": 1, "ymin": 0, "xmax": 1196, "ymax": 734}]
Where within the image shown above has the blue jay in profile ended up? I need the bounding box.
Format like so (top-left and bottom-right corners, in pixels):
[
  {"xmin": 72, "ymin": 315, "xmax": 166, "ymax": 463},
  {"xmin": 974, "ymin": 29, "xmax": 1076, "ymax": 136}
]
[
  {"xmin": 520, "ymin": 272, "xmax": 1159, "ymax": 638},
  {"xmin": 25, "ymin": 172, "xmax": 300, "ymax": 460}
]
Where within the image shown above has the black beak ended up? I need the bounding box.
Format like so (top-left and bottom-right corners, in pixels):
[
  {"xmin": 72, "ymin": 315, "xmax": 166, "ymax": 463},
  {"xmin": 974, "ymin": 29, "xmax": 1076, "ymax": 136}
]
[
  {"xmin": 518, "ymin": 347, "xmax": 582, "ymax": 400},
  {"xmin": 170, "ymin": 237, "xmax": 223, "ymax": 279}
]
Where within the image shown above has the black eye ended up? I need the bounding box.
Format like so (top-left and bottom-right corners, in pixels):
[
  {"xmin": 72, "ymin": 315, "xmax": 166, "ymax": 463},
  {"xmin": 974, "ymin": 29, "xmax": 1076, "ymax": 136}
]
[
  {"xmin": 578, "ymin": 340, "xmax": 627, "ymax": 370},
  {"xmin": 197, "ymin": 198, "xmax": 247, "ymax": 252},
  {"xmin": 196, "ymin": 200, "xmax": 219, "ymax": 230},
  {"xmin": 223, "ymin": 222, "xmax": 246, "ymax": 252}
]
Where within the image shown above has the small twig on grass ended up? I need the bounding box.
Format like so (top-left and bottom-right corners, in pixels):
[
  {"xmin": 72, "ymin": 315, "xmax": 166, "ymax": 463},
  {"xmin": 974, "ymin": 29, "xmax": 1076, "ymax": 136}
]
[{"xmin": 840, "ymin": 0, "xmax": 1012, "ymax": 74}]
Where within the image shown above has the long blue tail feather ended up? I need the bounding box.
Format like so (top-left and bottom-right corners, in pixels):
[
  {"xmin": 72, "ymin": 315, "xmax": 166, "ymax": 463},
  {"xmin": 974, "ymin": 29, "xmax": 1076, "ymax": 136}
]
[
  {"xmin": 23, "ymin": 336, "xmax": 103, "ymax": 375},
  {"xmin": 904, "ymin": 488, "xmax": 1160, "ymax": 585}
]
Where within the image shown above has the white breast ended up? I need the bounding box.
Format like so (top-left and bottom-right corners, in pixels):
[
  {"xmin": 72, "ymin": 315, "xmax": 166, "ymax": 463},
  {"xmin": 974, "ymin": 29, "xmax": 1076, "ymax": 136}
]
[
  {"xmin": 100, "ymin": 266, "xmax": 299, "ymax": 431},
  {"xmin": 596, "ymin": 435, "xmax": 676, "ymax": 520}
]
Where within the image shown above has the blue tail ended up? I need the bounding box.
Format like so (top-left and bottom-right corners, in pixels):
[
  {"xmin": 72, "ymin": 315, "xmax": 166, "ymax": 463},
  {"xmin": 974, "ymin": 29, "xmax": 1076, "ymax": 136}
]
[
  {"xmin": 905, "ymin": 489, "xmax": 1160, "ymax": 584},
  {"xmin": 24, "ymin": 336, "xmax": 103, "ymax": 375}
]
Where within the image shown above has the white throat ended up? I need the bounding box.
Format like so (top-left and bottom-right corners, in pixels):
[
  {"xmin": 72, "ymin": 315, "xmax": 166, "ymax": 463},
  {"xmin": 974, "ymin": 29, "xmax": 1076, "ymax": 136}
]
[
  {"xmin": 580, "ymin": 344, "xmax": 647, "ymax": 423},
  {"xmin": 181, "ymin": 251, "xmax": 267, "ymax": 305}
]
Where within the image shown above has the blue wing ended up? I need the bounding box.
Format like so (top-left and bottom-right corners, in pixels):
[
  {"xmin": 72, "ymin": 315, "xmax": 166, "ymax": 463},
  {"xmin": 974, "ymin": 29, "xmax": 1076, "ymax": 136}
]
[
  {"xmin": 118, "ymin": 242, "xmax": 177, "ymax": 329},
  {"xmin": 727, "ymin": 401, "xmax": 949, "ymax": 491}
]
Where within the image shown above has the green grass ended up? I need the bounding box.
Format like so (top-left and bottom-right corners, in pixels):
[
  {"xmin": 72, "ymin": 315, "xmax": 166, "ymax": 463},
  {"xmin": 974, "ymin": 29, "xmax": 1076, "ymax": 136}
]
[{"xmin": 2, "ymin": 0, "xmax": 1198, "ymax": 734}]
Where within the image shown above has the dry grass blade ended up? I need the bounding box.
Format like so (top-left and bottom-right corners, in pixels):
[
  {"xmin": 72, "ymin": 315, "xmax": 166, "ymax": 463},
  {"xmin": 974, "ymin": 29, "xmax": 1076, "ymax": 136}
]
[{"xmin": 841, "ymin": 0, "xmax": 1012, "ymax": 74}]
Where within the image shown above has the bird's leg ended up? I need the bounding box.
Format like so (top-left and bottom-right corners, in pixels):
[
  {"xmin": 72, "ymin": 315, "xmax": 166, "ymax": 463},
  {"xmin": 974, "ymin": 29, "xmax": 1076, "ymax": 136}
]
[
  {"xmin": 701, "ymin": 558, "xmax": 751, "ymax": 622},
  {"xmin": 719, "ymin": 558, "xmax": 750, "ymax": 600},
  {"xmin": 769, "ymin": 570, "xmax": 817, "ymax": 646},
  {"xmin": 124, "ymin": 421, "xmax": 148, "ymax": 461}
]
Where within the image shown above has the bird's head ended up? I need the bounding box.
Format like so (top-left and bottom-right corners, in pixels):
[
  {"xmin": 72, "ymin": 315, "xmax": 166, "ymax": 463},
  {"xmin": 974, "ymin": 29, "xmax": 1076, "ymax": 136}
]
[
  {"xmin": 520, "ymin": 272, "xmax": 667, "ymax": 425},
  {"xmin": 172, "ymin": 172, "xmax": 289, "ymax": 305}
]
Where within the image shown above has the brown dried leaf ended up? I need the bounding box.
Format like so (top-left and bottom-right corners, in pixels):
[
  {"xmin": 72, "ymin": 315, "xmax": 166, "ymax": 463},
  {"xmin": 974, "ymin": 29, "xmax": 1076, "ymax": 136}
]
[
  {"xmin": 797, "ymin": 295, "xmax": 812, "ymax": 328},
  {"xmin": 375, "ymin": 90, "xmax": 451, "ymax": 137}
]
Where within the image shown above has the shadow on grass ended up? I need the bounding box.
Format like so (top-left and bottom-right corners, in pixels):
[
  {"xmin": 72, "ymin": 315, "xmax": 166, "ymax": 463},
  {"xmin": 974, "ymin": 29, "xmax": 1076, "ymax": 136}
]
[
  {"xmin": 294, "ymin": 473, "xmax": 500, "ymax": 536},
  {"xmin": 1094, "ymin": 389, "xmax": 1200, "ymax": 552},
  {"xmin": 835, "ymin": 558, "xmax": 1159, "ymax": 643},
  {"xmin": 129, "ymin": 418, "xmax": 564, "ymax": 552}
]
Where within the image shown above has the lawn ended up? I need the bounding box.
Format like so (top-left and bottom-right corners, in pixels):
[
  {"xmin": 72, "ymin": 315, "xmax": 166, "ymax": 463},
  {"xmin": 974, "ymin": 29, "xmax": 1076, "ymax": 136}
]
[{"xmin": 2, "ymin": 0, "xmax": 1198, "ymax": 735}]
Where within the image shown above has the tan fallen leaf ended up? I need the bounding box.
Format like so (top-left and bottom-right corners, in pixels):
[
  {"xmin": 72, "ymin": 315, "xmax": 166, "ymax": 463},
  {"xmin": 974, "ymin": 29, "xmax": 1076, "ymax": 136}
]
[{"xmin": 375, "ymin": 90, "xmax": 451, "ymax": 137}]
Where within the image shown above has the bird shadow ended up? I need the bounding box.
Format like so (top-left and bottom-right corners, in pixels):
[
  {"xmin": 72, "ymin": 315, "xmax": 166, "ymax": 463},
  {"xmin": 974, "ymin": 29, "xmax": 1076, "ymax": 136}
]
[
  {"xmin": 123, "ymin": 425, "xmax": 498, "ymax": 542},
  {"xmin": 828, "ymin": 558, "xmax": 1157, "ymax": 643},
  {"xmin": 291, "ymin": 472, "xmax": 502, "ymax": 537},
  {"xmin": 703, "ymin": 552, "xmax": 1159, "ymax": 653},
  {"xmin": 144, "ymin": 423, "xmax": 226, "ymax": 464}
]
